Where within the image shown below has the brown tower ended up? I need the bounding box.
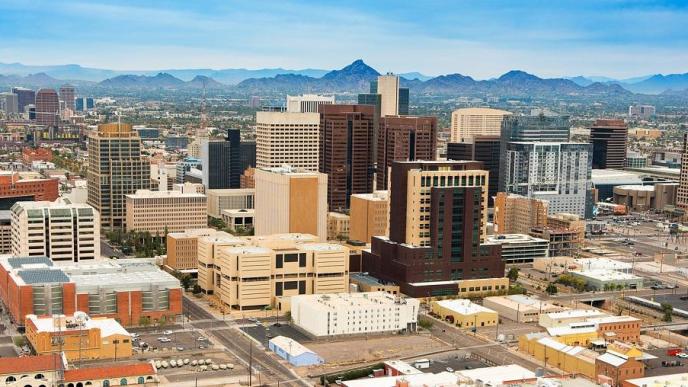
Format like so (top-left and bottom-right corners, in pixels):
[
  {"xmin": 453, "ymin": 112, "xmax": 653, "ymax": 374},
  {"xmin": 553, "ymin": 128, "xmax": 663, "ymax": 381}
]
[{"xmin": 590, "ymin": 119, "xmax": 628, "ymax": 169}]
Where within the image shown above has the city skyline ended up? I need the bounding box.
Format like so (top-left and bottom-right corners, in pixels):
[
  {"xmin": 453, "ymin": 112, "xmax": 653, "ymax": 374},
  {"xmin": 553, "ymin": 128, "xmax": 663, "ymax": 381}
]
[{"xmin": 0, "ymin": 0, "xmax": 687, "ymax": 79}]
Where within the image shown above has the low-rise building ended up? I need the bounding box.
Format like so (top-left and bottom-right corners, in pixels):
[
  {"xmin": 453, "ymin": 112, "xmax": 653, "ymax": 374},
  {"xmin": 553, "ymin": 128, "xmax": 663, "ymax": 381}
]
[
  {"xmin": 290, "ymin": 292, "xmax": 419, "ymax": 337},
  {"xmin": 530, "ymin": 226, "xmax": 581, "ymax": 257},
  {"xmin": 613, "ymin": 183, "xmax": 678, "ymax": 211},
  {"xmin": 206, "ymin": 188, "xmax": 255, "ymax": 218},
  {"xmin": 349, "ymin": 191, "xmax": 389, "ymax": 243},
  {"xmin": 327, "ymin": 212, "xmax": 350, "ymax": 241},
  {"xmin": 0, "ymin": 257, "xmax": 182, "ymax": 326},
  {"xmin": 0, "ymin": 172, "xmax": 59, "ymax": 210},
  {"xmin": 456, "ymin": 277, "xmax": 510, "ymax": 298},
  {"xmin": 519, "ymin": 333, "xmax": 597, "ymax": 378},
  {"xmin": 221, "ymin": 209, "xmax": 254, "ymax": 232},
  {"xmin": 342, "ymin": 372, "xmax": 457, "ymax": 387},
  {"xmin": 455, "ymin": 364, "xmax": 536, "ymax": 385},
  {"xmin": 62, "ymin": 362, "xmax": 158, "ymax": 387},
  {"xmin": 484, "ymin": 234, "xmax": 549, "ymax": 263},
  {"xmin": 268, "ymin": 336, "xmax": 323, "ymax": 366},
  {"xmin": 483, "ymin": 295, "xmax": 564, "ymax": 323},
  {"xmin": 431, "ymin": 299, "xmax": 498, "ymax": 329},
  {"xmin": 0, "ymin": 353, "xmax": 65, "ymax": 387},
  {"xmin": 349, "ymin": 273, "xmax": 399, "ymax": 294},
  {"xmin": 547, "ymin": 213, "xmax": 586, "ymax": 241},
  {"xmin": 596, "ymin": 350, "xmax": 645, "ymax": 387},
  {"xmin": 539, "ymin": 309, "xmax": 609, "ymax": 328},
  {"xmin": 25, "ymin": 312, "xmax": 132, "ymax": 361},
  {"xmin": 569, "ymin": 269, "xmax": 643, "ymax": 290},
  {"xmin": 125, "ymin": 189, "xmax": 207, "ymax": 233},
  {"xmin": 166, "ymin": 228, "xmax": 217, "ymax": 271}
]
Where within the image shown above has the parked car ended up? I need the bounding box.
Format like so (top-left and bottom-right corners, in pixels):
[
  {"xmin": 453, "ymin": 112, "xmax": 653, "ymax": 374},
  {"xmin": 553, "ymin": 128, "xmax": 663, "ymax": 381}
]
[{"xmin": 163, "ymin": 330, "xmax": 173, "ymax": 335}]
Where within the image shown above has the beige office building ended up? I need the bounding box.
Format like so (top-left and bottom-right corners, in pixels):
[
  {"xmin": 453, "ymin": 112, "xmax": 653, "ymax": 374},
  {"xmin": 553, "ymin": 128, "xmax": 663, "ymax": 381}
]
[
  {"xmin": 254, "ymin": 166, "xmax": 327, "ymax": 241},
  {"xmin": 206, "ymin": 188, "xmax": 254, "ymax": 218},
  {"xmin": 197, "ymin": 232, "xmax": 246, "ymax": 294},
  {"xmin": 11, "ymin": 200, "xmax": 100, "ymax": 262},
  {"xmin": 547, "ymin": 213, "xmax": 586, "ymax": 241},
  {"xmin": 166, "ymin": 228, "xmax": 217, "ymax": 270},
  {"xmin": 327, "ymin": 212, "xmax": 350, "ymax": 241},
  {"xmin": 378, "ymin": 74, "xmax": 400, "ymax": 116},
  {"xmin": 349, "ymin": 191, "xmax": 389, "ymax": 243},
  {"xmin": 209, "ymin": 234, "xmax": 349, "ymax": 311},
  {"xmin": 125, "ymin": 190, "xmax": 207, "ymax": 234},
  {"xmin": 493, "ymin": 193, "xmax": 549, "ymax": 234},
  {"xmin": 87, "ymin": 123, "xmax": 151, "ymax": 229},
  {"xmin": 450, "ymin": 108, "xmax": 512, "ymax": 143},
  {"xmin": 255, "ymin": 111, "xmax": 320, "ymax": 171}
]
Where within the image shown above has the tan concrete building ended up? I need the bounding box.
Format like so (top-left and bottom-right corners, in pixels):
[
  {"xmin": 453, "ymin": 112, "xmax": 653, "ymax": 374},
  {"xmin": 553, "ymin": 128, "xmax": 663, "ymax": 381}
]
[
  {"xmin": 431, "ymin": 299, "xmax": 498, "ymax": 329},
  {"xmin": 327, "ymin": 212, "xmax": 350, "ymax": 241},
  {"xmin": 198, "ymin": 233, "xmax": 349, "ymax": 311},
  {"xmin": 679, "ymin": 133, "xmax": 688, "ymax": 213},
  {"xmin": 614, "ymin": 183, "xmax": 678, "ymax": 211},
  {"xmin": 349, "ymin": 191, "xmax": 389, "ymax": 243},
  {"xmin": 255, "ymin": 111, "xmax": 320, "ymax": 171},
  {"xmin": 628, "ymin": 128, "xmax": 661, "ymax": 140},
  {"xmin": 11, "ymin": 200, "xmax": 100, "ymax": 262},
  {"xmin": 450, "ymin": 107, "xmax": 512, "ymax": 143},
  {"xmin": 483, "ymin": 295, "xmax": 564, "ymax": 323},
  {"xmin": 494, "ymin": 193, "xmax": 548, "ymax": 235},
  {"xmin": 547, "ymin": 213, "xmax": 586, "ymax": 241},
  {"xmin": 254, "ymin": 166, "xmax": 327, "ymax": 241},
  {"xmin": 87, "ymin": 123, "xmax": 150, "ymax": 229},
  {"xmin": 166, "ymin": 228, "xmax": 217, "ymax": 271},
  {"xmin": 206, "ymin": 188, "xmax": 254, "ymax": 218},
  {"xmin": 125, "ymin": 190, "xmax": 207, "ymax": 234},
  {"xmin": 378, "ymin": 74, "xmax": 401, "ymax": 116},
  {"xmin": 529, "ymin": 227, "xmax": 582, "ymax": 257}
]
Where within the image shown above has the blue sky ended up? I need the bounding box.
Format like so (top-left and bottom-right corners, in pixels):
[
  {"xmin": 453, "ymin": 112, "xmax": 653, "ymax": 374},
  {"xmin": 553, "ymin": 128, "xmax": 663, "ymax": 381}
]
[{"xmin": 0, "ymin": 0, "xmax": 686, "ymax": 79}]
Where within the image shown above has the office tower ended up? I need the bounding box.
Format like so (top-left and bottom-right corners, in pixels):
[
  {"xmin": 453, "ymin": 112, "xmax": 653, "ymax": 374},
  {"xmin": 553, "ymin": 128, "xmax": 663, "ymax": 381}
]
[
  {"xmin": 498, "ymin": 114, "xmax": 571, "ymax": 192},
  {"xmin": 206, "ymin": 188, "xmax": 254, "ymax": 218},
  {"xmin": 254, "ymin": 166, "xmax": 328, "ymax": 241},
  {"xmin": 493, "ymin": 193, "xmax": 548, "ymax": 234},
  {"xmin": 87, "ymin": 123, "xmax": 151, "ymax": 229},
  {"xmin": 377, "ymin": 115, "xmax": 437, "ymax": 190},
  {"xmin": 628, "ymin": 105, "xmax": 655, "ymax": 119},
  {"xmin": 363, "ymin": 161, "xmax": 503, "ymax": 297},
  {"xmin": 590, "ymin": 119, "xmax": 628, "ymax": 169},
  {"xmin": 201, "ymin": 129, "xmax": 242, "ymax": 189},
  {"xmin": 677, "ymin": 134, "xmax": 688, "ymax": 212},
  {"xmin": 240, "ymin": 139, "xmax": 256, "ymax": 172},
  {"xmin": 125, "ymin": 190, "xmax": 207, "ymax": 234},
  {"xmin": 10, "ymin": 200, "xmax": 100, "ymax": 262},
  {"xmin": 377, "ymin": 74, "xmax": 400, "ymax": 116},
  {"xmin": 176, "ymin": 157, "xmax": 202, "ymax": 183},
  {"xmin": 450, "ymin": 108, "xmax": 511, "ymax": 143},
  {"xmin": 447, "ymin": 135, "xmax": 501, "ymax": 204},
  {"xmin": 58, "ymin": 84, "xmax": 76, "ymax": 111},
  {"xmin": 349, "ymin": 191, "xmax": 389, "ymax": 243},
  {"xmin": 75, "ymin": 97, "xmax": 84, "ymax": 112},
  {"xmin": 35, "ymin": 88, "xmax": 60, "ymax": 127},
  {"xmin": 319, "ymin": 104, "xmax": 376, "ymax": 211},
  {"xmin": 0, "ymin": 92, "xmax": 18, "ymax": 115},
  {"xmin": 11, "ymin": 87, "xmax": 35, "ymax": 112},
  {"xmin": 286, "ymin": 94, "xmax": 335, "ymax": 113},
  {"xmin": 398, "ymin": 88, "xmax": 409, "ymax": 116},
  {"xmin": 0, "ymin": 171, "xmax": 59, "ymax": 210},
  {"xmin": 256, "ymin": 111, "xmax": 320, "ymax": 171}
]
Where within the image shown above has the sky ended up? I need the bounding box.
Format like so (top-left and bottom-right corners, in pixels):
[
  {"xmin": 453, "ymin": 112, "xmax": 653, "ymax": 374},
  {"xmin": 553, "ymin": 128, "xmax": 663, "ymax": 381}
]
[{"xmin": 0, "ymin": 0, "xmax": 686, "ymax": 79}]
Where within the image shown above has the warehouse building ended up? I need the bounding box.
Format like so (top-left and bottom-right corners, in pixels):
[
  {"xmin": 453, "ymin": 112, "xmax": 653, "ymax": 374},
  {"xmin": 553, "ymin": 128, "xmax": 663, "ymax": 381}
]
[
  {"xmin": 483, "ymin": 295, "xmax": 564, "ymax": 323},
  {"xmin": 268, "ymin": 336, "xmax": 323, "ymax": 367},
  {"xmin": 484, "ymin": 234, "xmax": 549, "ymax": 263},
  {"xmin": 569, "ymin": 270, "xmax": 643, "ymax": 290},
  {"xmin": 290, "ymin": 292, "xmax": 419, "ymax": 337},
  {"xmin": 431, "ymin": 299, "xmax": 498, "ymax": 329}
]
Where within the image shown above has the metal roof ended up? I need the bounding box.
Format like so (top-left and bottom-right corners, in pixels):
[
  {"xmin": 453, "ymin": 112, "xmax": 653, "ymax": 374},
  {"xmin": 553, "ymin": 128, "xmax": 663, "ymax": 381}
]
[
  {"xmin": 7, "ymin": 256, "xmax": 53, "ymax": 269},
  {"xmin": 18, "ymin": 269, "xmax": 69, "ymax": 285}
]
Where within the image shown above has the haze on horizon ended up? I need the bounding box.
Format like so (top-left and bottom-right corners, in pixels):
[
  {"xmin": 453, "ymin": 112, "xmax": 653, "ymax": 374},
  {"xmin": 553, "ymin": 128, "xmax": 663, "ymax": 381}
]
[{"xmin": 0, "ymin": 0, "xmax": 686, "ymax": 80}]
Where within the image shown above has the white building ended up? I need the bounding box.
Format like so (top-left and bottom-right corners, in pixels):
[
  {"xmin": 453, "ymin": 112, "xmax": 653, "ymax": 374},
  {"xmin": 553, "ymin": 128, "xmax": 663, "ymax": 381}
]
[
  {"xmin": 125, "ymin": 189, "xmax": 207, "ymax": 233},
  {"xmin": 456, "ymin": 364, "xmax": 536, "ymax": 385},
  {"xmin": 291, "ymin": 292, "xmax": 419, "ymax": 337},
  {"xmin": 450, "ymin": 107, "xmax": 512, "ymax": 143},
  {"xmin": 483, "ymin": 295, "xmax": 564, "ymax": 323},
  {"xmin": 286, "ymin": 94, "xmax": 334, "ymax": 113},
  {"xmin": 255, "ymin": 111, "xmax": 320, "ymax": 171},
  {"xmin": 484, "ymin": 234, "xmax": 549, "ymax": 263},
  {"xmin": 206, "ymin": 188, "xmax": 254, "ymax": 218},
  {"xmin": 11, "ymin": 200, "xmax": 100, "ymax": 262},
  {"xmin": 569, "ymin": 269, "xmax": 643, "ymax": 290}
]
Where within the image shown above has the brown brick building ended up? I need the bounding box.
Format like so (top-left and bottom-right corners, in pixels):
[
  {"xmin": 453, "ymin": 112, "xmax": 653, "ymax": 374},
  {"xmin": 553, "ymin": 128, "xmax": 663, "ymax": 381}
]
[
  {"xmin": 21, "ymin": 147, "xmax": 53, "ymax": 164},
  {"xmin": 0, "ymin": 172, "xmax": 59, "ymax": 210},
  {"xmin": 319, "ymin": 104, "xmax": 376, "ymax": 211}
]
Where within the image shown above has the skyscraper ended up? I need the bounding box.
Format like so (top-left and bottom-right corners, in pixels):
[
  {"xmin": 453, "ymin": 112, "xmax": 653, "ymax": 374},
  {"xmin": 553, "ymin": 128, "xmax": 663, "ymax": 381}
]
[
  {"xmin": 447, "ymin": 135, "xmax": 501, "ymax": 204},
  {"xmin": 0, "ymin": 93, "xmax": 18, "ymax": 115},
  {"xmin": 319, "ymin": 104, "xmax": 376, "ymax": 211},
  {"xmin": 256, "ymin": 111, "xmax": 320, "ymax": 171},
  {"xmin": 59, "ymin": 84, "xmax": 76, "ymax": 112},
  {"xmin": 363, "ymin": 160, "xmax": 503, "ymax": 297},
  {"xmin": 358, "ymin": 74, "xmax": 409, "ymax": 116},
  {"xmin": 376, "ymin": 115, "xmax": 437, "ymax": 190},
  {"xmin": 87, "ymin": 123, "xmax": 151, "ymax": 229},
  {"xmin": 35, "ymin": 88, "xmax": 60, "ymax": 127},
  {"xmin": 11, "ymin": 87, "xmax": 35, "ymax": 113},
  {"xmin": 450, "ymin": 107, "xmax": 511, "ymax": 143},
  {"xmin": 677, "ymin": 133, "xmax": 688, "ymax": 213},
  {"xmin": 286, "ymin": 94, "xmax": 335, "ymax": 113},
  {"xmin": 590, "ymin": 119, "xmax": 628, "ymax": 169},
  {"xmin": 201, "ymin": 131, "xmax": 241, "ymax": 189}
]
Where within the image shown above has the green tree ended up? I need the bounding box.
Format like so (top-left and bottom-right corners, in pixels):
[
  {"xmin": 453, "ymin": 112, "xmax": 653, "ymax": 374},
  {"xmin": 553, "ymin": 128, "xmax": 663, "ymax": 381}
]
[
  {"xmin": 180, "ymin": 274, "xmax": 192, "ymax": 290},
  {"xmin": 545, "ymin": 283, "xmax": 558, "ymax": 295},
  {"xmin": 661, "ymin": 303, "xmax": 673, "ymax": 322},
  {"xmin": 158, "ymin": 315, "xmax": 168, "ymax": 328},
  {"xmin": 507, "ymin": 267, "xmax": 519, "ymax": 282},
  {"xmin": 139, "ymin": 316, "xmax": 151, "ymax": 327},
  {"xmin": 192, "ymin": 284, "xmax": 202, "ymax": 294}
]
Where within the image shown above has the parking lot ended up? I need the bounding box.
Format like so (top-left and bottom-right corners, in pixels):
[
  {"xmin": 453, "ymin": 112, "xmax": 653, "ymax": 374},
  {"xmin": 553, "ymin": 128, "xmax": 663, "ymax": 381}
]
[
  {"xmin": 645, "ymin": 348, "xmax": 688, "ymax": 377},
  {"xmin": 241, "ymin": 322, "xmax": 312, "ymax": 347},
  {"xmin": 414, "ymin": 352, "xmax": 487, "ymax": 374},
  {"xmin": 133, "ymin": 329, "xmax": 211, "ymax": 353}
]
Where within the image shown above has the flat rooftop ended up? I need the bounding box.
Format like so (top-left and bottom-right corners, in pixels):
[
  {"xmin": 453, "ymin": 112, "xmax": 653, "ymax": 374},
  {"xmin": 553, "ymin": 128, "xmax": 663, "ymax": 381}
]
[
  {"xmin": 485, "ymin": 234, "xmax": 549, "ymax": 245},
  {"xmin": 543, "ymin": 309, "xmax": 609, "ymax": 320},
  {"xmin": 484, "ymin": 295, "xmax": 560, "ymax": 311},
  {"xmin": 569, "ymin": 269, "xmax": 643, "ymax": 281},
  {"xmin": 126, "ymin": 189, "xmax": 206, "ymax": 199},
  {"xmin": 350, "ymin": 273, "xmax": 397, "ymax": 287},
  {"xmin": 456, "ymin": 364, "xmax": 535, "ymax": 385},
  {"xmin": 27, "ymin": 313, "xmax": 129, "ymax": 337},
  {"xmin": 292, "ymin": 292, "xmax": 417, "ymax": 311},
  {"xmin": 435, "ymin": 299, "xmax": 496, "ymax": 315}
]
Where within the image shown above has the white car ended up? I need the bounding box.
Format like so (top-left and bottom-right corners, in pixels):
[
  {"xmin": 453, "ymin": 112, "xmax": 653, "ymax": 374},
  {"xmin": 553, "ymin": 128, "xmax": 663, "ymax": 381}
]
[
  {"xmin": 197, "ymin": 337, "xmax": 208, "ymax": 342},
  {"xmin": 158, "ymin": 337, "xmax": 171, "ymax": 343},
  {"xmin": 677, "ymin": 353, "xmax": 688, "ymax": 358},
  {"xmin": 163, "ymin": 330, "xmax": 173, "ymax": 335}
]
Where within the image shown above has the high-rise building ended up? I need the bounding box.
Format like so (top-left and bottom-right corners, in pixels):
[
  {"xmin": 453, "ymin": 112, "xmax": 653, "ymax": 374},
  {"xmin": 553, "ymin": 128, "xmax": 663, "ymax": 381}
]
[
  {"xmin": 58, "ymin": 84, "xmax": 76, "ymax": 112},
  {"xmin": 677, "ymin": 133, "xmax": 688, "ymax": 212},
  {"xmin": 87, "ymin": 123, "xmax": 151, "ymax": 229},
  {"xmin": 0, "ymin": 92, "xmax": 18, "ymax": 115},
  {"xmin": 176, "ymin": 157, "xmax": 202, "ymax": 184},
  {"xmin": 319, "ymin": 104, "xmax": 376, "ymax": 211},
  {"xmin": 376, "ymin": 116, "xmax": 437, "ymax": 190},
  {"xmin": 349, "ymin": 191, "xmax": 389, "ymax": 243},
  {"xmin": 11, "ymin": 87, "xmax": 35, "ymax": 113},
  {"xmin": 35, "ymin": 88, "xmax": 60, "ymax": 127},
  {"xmin": 256, "ymin": 111, "xmax": 320, "ymax": 171},
  {"xmin": 493, "ymin": 193, "xmax": 548, "ymax": 235},
  {"xmin": 125, "ymin": 190, "xmax": 207, "ymax": 234},
  {"xmin": 450, "ymin": 108, "xmax": 512, "ymax": 143},
  {"xmin": 628, "ymin": 105, "xmax": 655, "ymax": 119},
  {"xmin": 286, "ymin": 94, "xmax": 335, "ymax": 113},
  {"xmin": 590, "ymin": 119, "xmax": 628, "ymax": 169},
  {"xmin": 10, "ymin": 200, "xmax": 100, "ymax": 262},
  {"xmin": 254, "ymin": 166, "xmax": 328, "ymax": 241},
  {"xmin": 201, "ymin": 129, "xmax": 242, "ymax": 189},
  {"xmin": 363, "ymin": 161, "xmax": 503, "ymax": 297},
  {"xmin": 377, "ymin": 74, "xmax": 400, "ymax": 116},
  {"xmin": 447, "ymin": 135, "xmax": 501, "ymax": 203},
  {"xmin": 240, "ymin": 139, "xmax": 256, "ymax": 172}
]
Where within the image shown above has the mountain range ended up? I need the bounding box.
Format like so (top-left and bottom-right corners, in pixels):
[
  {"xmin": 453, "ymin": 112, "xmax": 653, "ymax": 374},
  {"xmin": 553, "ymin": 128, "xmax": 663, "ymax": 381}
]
[{"xmin": 1, "ymin": 60, "xmax": 687, "ymax": 96}]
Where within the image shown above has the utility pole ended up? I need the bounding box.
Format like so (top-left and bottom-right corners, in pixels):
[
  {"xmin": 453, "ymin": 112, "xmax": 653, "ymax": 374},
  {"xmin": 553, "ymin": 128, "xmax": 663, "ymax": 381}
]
[{"xmin": 248, "ymin": 340, "xmax": 253, "ymax": 386}]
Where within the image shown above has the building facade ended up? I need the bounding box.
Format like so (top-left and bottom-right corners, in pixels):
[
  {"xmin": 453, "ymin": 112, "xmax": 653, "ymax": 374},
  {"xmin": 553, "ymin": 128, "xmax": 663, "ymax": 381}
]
[
  {"xmin": 11, "ymin": 87, "xmax": 35, "ymax": 113},
  {"xmin": 484, "ymin": 234, "xmax": 549, "ymax": 263},
  {"xmin": 675, "ymin": 133, "xmax": 688, "ymax": 213},
  {"xmin": 590, "ymin": 119, "xmax": 628, "ymax": 169},
  {"xmin": 450, "ymin": 107, "xmax": 511, "ymax": 143},
  {"xmin": 58, "ymin": 84, "xmax": 76, "ymax": 112},
  {"xmin": 286, "ymin": 94, "xmax": 335, "ymax": 113},
  {"xmin": 87, "ymin": 123, "xmax": 151, "ymax": 229},
  {"xmin": 201, "ymin": 129, "xmax": 242, "ymax": 189},
  {"xmin": 166, "ymin": 229, "xmax": 217, "ymax": 271},
  {"xmin": 256, "ymin": 111, "xmax": 320, "ymax": 171},
  {"xmin": 493, "ymin": 193, "xmax": 548, "ymax": 235},
  {"xmin": 446, "ymin": 136, "xmax": 501, "ymax": 203},
  {"xmin": 206, "ymin": 188, "xmax": 255, "ymax": 218},
  {"xmin": 11, "ymin": 200, "xmax": 100, "ymax": 262},
  {"xmin": 35, "ymin": 88, "xmax": 60, "ymax": 127},
  {"xmin": 0, "ymin": 172, "xmax": 58, "ymax": 210},
  {"xmin": 349, "ymin": 191, "xmax": 389, "ymax": 243},
  {"xmin": 125, "ymin": 190, "xmax": 207, "ymax": 234}
]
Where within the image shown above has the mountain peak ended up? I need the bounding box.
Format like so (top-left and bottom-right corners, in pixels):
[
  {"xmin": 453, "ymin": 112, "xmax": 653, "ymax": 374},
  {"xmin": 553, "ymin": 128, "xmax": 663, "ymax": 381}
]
[
  {"xmin": 498, "ymin": 70, "xmax": 540, "ymax": 82},
  {"xmin": 321, "ymin": 59, "xmax": 380, "ymax": 80}
]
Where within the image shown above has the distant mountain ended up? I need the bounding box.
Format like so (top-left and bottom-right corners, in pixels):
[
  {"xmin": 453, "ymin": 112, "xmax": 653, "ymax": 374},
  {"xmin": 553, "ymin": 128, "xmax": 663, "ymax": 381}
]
[
  {"xmin": 0, "ymin": 72, "xmax": 66, "ymax": 88},
  {"xmin": 568, "ymin": 76, "xmax": 595, "ymax": 87},
  {"xmin": 398, "ymin": 72, "xmax": 433, "ymax": 81},
  {"xmin": 622, "ymin": 72, "xmax": 688, "ymax": 94},
  {"xmin": 99, "ymin": 73, "xmax": 186, "ymax": 89},
  {"xmin": 186, "ymin": 75, "xmax": 225, "ymax": 89}
]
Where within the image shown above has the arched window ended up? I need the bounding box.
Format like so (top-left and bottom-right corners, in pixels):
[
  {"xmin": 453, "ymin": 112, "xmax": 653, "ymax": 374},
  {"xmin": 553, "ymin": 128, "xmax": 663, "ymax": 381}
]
[
  {"xmin": 145, "ymin": 377, "xmax": 153, "ymax": 381},
  {"xmin": 86, "ymin": 382, "xmax": 93, "ymax": 386},
  {"xmin": 5, "ymin": 376, "xmax": 16, "ymax": 383},
  {"xmin": 77, "ymin": 383, "xmax": 83, "ymax": 387},
  {"xmin": 137, "ymin": 377, "xmax": 145, "ymax": 384},
  {"xmin": 68, "ymin": 383, "xmax": 75, "ymax": 387},
  {"xmin": 23, "ymin": 384, "xmax": 32, "ymax": 387},
  {"xmin": 102, "ymin": 381, "xmax": 110, "ymax": 387},
  {"xmin": 120, "ymin": 379, "xmax": 127, "ymax": 386},
  {"xmin": 35, "ymin": 374, "xmax": 45, "ymax": 380}
]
